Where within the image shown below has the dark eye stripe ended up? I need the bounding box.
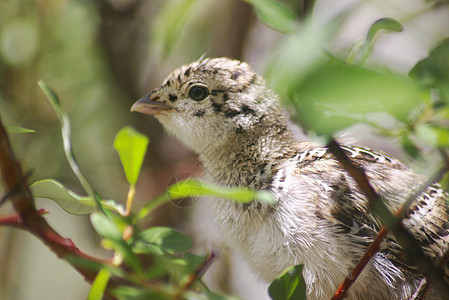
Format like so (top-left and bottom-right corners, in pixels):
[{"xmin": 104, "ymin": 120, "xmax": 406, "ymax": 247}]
[{"xmin": 169, "ymin": 94, "xmax": 177, "ymax": 102}]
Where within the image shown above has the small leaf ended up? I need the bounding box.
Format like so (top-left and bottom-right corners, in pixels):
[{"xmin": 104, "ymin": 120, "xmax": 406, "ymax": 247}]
[
  {"xmin": 5, "ymin": 126, "xmax": 35, "ymax": 134},
  {"xmin": 359, "ymin": 18, "xmax": 403, "ymax": 64},
  {"xmin": 90, "ymin": 212, "xmax": 142, "ymax": 273},
  {"xmin": 38, "ymin": 80, "xmax": 62, "ymax": 113},
  {"xmin": 91, "ymin": 212, "xmax": 123, "ymax": 241},
  {"xmin": 137, "ymin": 179, "xmax": 275, "ymax": 220},
  {"xmin": 88, "ymin": 268, "xmax": 110, "ymax": 300},
  {"xmin": 269, "ymin": 265, "xmax": 306, "ymax": 300},
  {"xmin": 31, "ymin": 179, "xmax": 125, "ymax": 215},
  {"xmin": 134, "ymin": 227, "xmax": 193, "ymax": 255},
  {"xmin": 168, "ymin": 178, "xmax": 275, "ymax": 205},
  {"xmin": 114, "ymin": 126, "xmax": 149, "ymax": 186},
  {"xmin": 244, "ymin": 0, "xmax": 296, "ymax": 34},
  {"xmin": 366, "ymin": 18, "xmax": 403, "ymax": 44}
]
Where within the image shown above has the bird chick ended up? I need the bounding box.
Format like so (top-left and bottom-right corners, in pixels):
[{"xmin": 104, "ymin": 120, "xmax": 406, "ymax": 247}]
[{"xmin": 131, "ymin": 57, "xmax": 449, "ymax": 299}]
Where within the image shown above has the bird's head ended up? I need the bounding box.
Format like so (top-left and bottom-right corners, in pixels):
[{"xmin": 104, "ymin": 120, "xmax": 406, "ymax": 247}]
[{"xmin": 131, "ymin": 57, "xmax": 284, "ymax": 152}]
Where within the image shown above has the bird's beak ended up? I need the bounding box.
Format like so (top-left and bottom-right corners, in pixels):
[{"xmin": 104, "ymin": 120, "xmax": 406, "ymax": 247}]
[{"xmin": 131, "ymin": 93, "xmax": 172, "ymax": 115}]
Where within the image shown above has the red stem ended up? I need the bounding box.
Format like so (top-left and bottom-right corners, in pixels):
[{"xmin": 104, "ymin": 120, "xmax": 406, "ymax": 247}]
[
  {"xmin": 0, "ymin": 208, "xmax": 48, "ymax": 226},
  {"xmin": 0, "ymin": 116, "xmax": 109, "ymax": 282}
]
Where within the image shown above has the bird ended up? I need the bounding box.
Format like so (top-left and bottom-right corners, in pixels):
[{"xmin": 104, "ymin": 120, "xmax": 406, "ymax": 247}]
[{"xmin": 131, "ymin": 57, "xmax": 449, "ymax": 299}]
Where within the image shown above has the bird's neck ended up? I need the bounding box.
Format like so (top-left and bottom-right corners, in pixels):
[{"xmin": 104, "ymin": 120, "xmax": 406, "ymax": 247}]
[{"xmin": 198, "ymin": 120, "xmax": 303, "ymax": 188}]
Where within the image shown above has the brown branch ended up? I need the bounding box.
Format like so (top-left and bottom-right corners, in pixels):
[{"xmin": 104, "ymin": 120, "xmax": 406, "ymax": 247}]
[
  {"xmin": 0, "ymin": 208, "xmax": 48, "ymax": 227},
  {"xmin": 0, "ymin": 116, "xmax": 110, "ymax": 283},
  {"xmin": 328, "ymin": 138, "xmax": 449, "ymax": 299}
]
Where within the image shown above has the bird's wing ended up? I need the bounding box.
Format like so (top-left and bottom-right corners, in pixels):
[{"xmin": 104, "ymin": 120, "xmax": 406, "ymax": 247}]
[{"xmin": 293, "ymin": 145, "xmax": 449, "ymax": 275}]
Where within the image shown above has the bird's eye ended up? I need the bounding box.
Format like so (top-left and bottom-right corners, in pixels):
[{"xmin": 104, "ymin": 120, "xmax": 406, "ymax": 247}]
[{"xmin": 188, "ymin": 85, "xmax": 209, "ymax": 101}]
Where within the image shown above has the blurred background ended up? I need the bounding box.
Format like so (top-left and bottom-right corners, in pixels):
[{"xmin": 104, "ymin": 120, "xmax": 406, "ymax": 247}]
[{"xmin": 0, "ymin": 0, "xmax": 448, "ymax": 299}]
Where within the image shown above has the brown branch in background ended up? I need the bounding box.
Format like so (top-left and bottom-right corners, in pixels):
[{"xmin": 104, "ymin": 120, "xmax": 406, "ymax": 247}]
[
  {"xmin": 0, "ymin": 208, "xmax": 48, "ymax": 227},
  {"xmin": 0, "ymin": 116, "xmax": 109, "ymax": 283},
  {"xmin": 327, "ymin": 138, "xmax": 449, "ymax": 299}
]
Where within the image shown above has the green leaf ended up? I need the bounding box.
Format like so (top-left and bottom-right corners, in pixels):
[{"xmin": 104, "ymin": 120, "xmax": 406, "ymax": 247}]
[
  {"xmin": 5, "ymin": 126, "xmax": 35, "ymax": 134},
  {"xmin": 168, "ymin": 178, "xmax": 275, "ymax": 205},
  {"xmin": 268, "ymin": 265, "xmax": 306, "ymax": 300},
  {"xmin": 114, "ymin": 126, "xmax": 149, "ymax": 186},
  {"xmin": 38, "ymin": 80, "xmax": 99, "ymax": 209},
  {"xmin": 90, "ymin": 212, "xmax": 142, "ymax": 273},
  {"xmin": 138, "ymin": 179, "xmax": 274, "ymax": 220},
  {"xmin": 134, "ymin": 227, "xmax": 193, "ymax": 255},
  {"xmin": 164, "ymin": 252, "xmax": 205, "ymax": 277},
  {"xmin": 244, "ymin": 0, "xmax": 296, "ymax": 34},
  {"xmin": 31, "ymin": 179, "xmax": 125, "ymax": 215},
  {"xmin": 409, "ymin": 38, "xmax": 449, "ymax": 100},
  {"xmin": 88, "ymin": 268, "xmax": 110, "ymax": 300},
  {"xmin": 143, "ymin": 264, "xmax": 168, "ymax": 280},
  {"xmin": 359, "ymin": 18, "xmax": 403, "ymax": 64},
  {"xmin": 91, "ymin": 212, "xmax": 123, "ymax": 241},
  {"xmin": 366, "ymin": 18, "xmax": 403, "ymax": 42},
  {"xmin": 287, "ymin": 62, "xmax": 428, "ymax": 136}
]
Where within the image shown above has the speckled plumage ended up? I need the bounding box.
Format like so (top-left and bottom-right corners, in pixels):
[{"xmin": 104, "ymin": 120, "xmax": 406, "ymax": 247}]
[{"xmin": 132, "ymin": 57, "xmax": 449, "ymax": 299}]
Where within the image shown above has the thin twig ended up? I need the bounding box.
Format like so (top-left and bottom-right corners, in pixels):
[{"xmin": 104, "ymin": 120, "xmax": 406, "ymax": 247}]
[
  {"xmin": 0, "ymin": 208, "xmax": 48, "ymax": 226},
  {"xmin": 183, "ymin": 249, "xmax": 218, "ymax": 290},
  {"xmin": 328, "ymin": 138, "xmax": 449, "ymax": 299}
]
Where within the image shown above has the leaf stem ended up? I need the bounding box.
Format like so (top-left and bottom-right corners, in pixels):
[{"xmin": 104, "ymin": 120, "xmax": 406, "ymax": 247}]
[{"xmin": 125, "ymin": 185, "xmax": 136, "ymax": 216}]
